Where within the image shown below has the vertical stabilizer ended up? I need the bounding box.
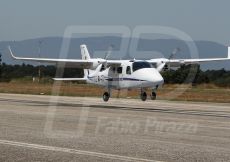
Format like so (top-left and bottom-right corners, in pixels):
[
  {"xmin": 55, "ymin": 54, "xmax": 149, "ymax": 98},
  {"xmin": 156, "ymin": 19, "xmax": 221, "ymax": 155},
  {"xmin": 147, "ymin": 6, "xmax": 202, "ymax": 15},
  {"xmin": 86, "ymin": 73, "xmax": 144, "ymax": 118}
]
[
  {"xmin": 228, "ymin": 46, "xmax": 230, "ymax": 59},
  {"xmin": 80, "ymin": 44, "xmax": 91, "ymax": 60},
  {"xmin": 80, "ymin": 44, "xmax": 91, "ymax": 78}
]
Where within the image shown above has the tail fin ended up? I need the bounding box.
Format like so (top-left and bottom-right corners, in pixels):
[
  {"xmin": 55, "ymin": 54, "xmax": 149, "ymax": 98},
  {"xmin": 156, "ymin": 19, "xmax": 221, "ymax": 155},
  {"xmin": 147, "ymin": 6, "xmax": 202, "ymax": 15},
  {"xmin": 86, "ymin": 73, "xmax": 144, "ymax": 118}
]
[
  {"xmin": 228, "ymin": 46, "xmax": 230, "ymax": 59},
  {"xmin": 80, "ymin": 44, "xmax": 91, "ymax": 78},
  {"xmin": 80, "ymin": 44, "xmax": 91, "ymax": 60}
]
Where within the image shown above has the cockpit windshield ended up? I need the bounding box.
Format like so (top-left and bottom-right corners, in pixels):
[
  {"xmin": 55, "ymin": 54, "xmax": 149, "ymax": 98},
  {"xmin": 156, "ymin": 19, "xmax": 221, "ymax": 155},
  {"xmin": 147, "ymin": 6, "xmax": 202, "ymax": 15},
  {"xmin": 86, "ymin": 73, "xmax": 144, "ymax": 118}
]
[{"xmin": 132, "ymin": 61, "xmax": 152, "ymax": 72}]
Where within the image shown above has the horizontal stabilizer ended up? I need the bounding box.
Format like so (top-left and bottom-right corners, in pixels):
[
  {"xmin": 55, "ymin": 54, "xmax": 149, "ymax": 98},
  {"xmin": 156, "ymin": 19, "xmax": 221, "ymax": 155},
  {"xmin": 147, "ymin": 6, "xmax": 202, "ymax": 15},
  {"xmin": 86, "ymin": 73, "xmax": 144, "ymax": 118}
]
[{"xmin": 53, "ymin": 78, "xmax": 87, "ymax": 81}]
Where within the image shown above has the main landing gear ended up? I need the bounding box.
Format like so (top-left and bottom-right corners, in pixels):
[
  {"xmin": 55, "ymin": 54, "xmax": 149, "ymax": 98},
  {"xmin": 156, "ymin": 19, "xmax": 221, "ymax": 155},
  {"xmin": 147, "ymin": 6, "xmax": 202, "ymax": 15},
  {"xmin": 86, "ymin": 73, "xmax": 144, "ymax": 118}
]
[
  {"xmin": 103, "ymin": 92, "xmax": 110, "ymax": 102},
  {"xmin": 140, "ymin": 89, "xmax": 157, "ymax": 101},
  {"xmin": 150, "ymin": 91, "xmax": 157, "ymax": 100},
  {"xmin": 102, "ymin": 88, "xmax": 157, "ymax": 102},
  {"xmin": 140, "ymin": 91, "xmax": 147, "ymax": 101}
]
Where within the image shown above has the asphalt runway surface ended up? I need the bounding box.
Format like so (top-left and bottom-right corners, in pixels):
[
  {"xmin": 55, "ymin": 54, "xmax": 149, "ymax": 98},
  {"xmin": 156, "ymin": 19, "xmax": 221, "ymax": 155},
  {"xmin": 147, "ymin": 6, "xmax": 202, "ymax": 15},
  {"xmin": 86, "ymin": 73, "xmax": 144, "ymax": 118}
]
[{"xmin": 0, "ymin": 93, "xmax": 230, "ymax": 162}]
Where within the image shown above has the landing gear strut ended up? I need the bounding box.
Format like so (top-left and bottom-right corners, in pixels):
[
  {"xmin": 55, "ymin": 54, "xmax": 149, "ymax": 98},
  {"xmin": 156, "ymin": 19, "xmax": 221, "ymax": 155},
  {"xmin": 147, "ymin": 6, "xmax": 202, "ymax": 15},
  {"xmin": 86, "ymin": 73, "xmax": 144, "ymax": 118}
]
[{"xmin": 103, "ymin": 92, "xmax": 110, "ymax": 102}]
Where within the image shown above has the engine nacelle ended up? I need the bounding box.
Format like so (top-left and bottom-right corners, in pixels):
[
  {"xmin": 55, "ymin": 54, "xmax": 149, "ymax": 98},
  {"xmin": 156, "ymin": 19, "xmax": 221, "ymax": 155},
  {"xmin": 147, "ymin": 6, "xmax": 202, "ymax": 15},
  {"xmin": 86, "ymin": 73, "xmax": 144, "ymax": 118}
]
[
  {"xmin": 150, "ymin": 58, "xmax": 169, "ymax": 71},
  {"xmin": 90, "ymin": 59, "xmax": 106, "ymax": 70}
]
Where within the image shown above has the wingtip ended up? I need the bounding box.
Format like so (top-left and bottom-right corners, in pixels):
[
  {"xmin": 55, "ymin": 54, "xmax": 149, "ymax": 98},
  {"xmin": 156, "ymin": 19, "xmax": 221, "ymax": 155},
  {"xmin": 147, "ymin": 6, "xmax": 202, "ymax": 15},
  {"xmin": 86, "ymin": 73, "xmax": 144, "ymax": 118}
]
[
  {"xmin": 8, "ymin": 45, "xmax": 11, "ymax": 52},
  {"xmin": 8, "ymin": 46, "xmax": 17, "ymax": 59}
]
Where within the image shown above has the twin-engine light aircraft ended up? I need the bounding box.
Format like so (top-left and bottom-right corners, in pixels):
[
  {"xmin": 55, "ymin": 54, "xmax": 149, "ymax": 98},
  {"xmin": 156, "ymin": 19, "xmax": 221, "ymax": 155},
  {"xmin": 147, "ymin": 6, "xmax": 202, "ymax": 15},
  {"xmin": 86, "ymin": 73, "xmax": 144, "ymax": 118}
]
[{"xmin": 8, "ymin": 45, "xmax": 230, "ymax": 102}]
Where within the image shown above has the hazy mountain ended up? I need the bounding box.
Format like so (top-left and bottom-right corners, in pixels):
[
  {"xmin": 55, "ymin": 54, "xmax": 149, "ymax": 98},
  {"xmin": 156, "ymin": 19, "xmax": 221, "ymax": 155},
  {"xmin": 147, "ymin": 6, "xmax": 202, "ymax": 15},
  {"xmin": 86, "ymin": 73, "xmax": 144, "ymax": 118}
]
[{"xmin": 0, "ymin": 36, "xmax": 229, "ymax": 70}]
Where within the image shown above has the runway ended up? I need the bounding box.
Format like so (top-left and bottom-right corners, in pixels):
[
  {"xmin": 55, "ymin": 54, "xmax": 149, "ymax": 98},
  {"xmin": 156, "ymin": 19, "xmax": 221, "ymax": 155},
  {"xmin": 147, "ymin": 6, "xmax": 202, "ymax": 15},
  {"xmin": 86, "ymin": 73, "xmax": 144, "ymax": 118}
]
[{"xmin": 0, "ymin": 93, "xmax": 229, "ymax": 161}]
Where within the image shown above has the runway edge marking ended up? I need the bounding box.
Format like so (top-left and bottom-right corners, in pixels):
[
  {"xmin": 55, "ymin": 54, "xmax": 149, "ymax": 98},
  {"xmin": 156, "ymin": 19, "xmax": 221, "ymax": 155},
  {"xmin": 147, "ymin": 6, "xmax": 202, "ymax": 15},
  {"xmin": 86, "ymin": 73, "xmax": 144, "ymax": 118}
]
[{"xmin": 0, "ymin": 139, "xmax": 162, "ymax": 162}]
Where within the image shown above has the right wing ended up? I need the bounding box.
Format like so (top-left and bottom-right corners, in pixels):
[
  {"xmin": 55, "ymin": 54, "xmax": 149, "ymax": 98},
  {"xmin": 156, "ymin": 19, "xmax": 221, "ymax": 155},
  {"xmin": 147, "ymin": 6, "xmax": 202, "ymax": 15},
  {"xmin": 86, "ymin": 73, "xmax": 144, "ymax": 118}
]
[
  {"xmin": 8, "ymin": 46, "xmax": 122, "ymax": 68},
  {"xmin": 8, "ymin": 46, "xmax": 93, "ymax": 68}
]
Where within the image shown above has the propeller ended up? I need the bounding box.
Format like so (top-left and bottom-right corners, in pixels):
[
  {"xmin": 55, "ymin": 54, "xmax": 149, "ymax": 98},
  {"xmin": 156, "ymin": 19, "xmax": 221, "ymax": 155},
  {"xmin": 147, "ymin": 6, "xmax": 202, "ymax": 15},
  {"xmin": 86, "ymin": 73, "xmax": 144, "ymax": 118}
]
[
  {"xmin": 104, "ymin": 44, "xmax": 114, "ymax": 60},
  {"xmin": 163, "ymin": 47, "xmax": 181, "ymax": 71},
  {"xmin": 169, "ymin": 47, "xmax": 181, "ymax": 60},
  {"xmin": 102, "ymin": 45, "xmax": 114, "ymax": 70}
]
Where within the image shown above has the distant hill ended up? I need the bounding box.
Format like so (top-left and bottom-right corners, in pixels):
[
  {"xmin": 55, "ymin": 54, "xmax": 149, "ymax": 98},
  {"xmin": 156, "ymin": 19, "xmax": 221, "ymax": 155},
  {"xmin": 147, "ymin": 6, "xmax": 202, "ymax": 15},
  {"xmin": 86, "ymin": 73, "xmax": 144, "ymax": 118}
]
[{"xmin": 0, "ymin": 36, "xmax": 229, "ymax": 70}]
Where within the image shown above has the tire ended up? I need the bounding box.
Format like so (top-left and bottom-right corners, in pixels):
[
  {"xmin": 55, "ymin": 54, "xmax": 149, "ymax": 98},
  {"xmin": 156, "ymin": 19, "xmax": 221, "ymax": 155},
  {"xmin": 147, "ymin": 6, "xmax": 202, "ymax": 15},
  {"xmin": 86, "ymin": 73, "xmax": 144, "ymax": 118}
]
[
  {"xmin": 151, "ymin": 92, "xmax": 157, "ymax": 100},
  {"xmin": 103, "ymin": 92, "xmax": 110, "ymax": 102},
  {"xmin": 140, "ymin": 92, "xmax": 147, "ymax": 101}
]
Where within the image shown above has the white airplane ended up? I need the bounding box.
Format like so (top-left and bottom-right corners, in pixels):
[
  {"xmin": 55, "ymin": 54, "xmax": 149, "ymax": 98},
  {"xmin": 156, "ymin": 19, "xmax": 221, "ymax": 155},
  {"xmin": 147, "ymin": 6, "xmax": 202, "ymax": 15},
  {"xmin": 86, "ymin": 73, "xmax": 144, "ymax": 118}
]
[{"xmin": 8, "ymin": 45, "xmax": 230, "ymax": 102}]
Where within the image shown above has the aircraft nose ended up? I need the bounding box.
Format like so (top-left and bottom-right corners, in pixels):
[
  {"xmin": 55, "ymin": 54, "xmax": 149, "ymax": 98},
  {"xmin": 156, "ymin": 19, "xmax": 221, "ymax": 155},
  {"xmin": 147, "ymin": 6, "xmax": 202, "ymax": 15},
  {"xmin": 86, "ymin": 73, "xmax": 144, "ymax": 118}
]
[
  {"xmin": 145, "ymin": 69, "xmax": 164, "ymax": 86},
  {"xmin": 134, "ymin": 68, "xmax": 164, "ymax": 87},
  {"xmin": 154, "ymin": 73, "xmax": 164, "ymax": 85}
]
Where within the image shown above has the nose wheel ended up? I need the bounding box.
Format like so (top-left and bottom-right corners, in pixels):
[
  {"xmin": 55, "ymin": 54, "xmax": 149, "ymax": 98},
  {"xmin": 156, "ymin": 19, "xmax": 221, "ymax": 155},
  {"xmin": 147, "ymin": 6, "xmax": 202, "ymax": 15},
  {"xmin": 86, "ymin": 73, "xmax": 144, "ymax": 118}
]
[{"xmin": 103, "ymin": 92, "xmax": 110, "ymax": 102}]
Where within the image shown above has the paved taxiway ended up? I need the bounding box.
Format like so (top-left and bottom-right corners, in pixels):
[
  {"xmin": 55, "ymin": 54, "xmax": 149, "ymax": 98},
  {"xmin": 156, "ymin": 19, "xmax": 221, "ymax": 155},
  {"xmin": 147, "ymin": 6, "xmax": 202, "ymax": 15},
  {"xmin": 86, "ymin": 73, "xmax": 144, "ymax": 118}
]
[{"xmin": 0, "ymin": 93, "xmax": 230, "ymax": 162}]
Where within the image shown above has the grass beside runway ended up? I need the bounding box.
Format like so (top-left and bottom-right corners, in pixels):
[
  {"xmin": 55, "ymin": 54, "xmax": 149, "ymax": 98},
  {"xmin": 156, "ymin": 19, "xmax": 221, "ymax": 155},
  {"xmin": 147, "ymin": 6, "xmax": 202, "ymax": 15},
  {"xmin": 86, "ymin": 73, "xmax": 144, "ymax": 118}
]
[{"xmin": 0, "ymin": 82, "xmax": 229, "ymax": 103}]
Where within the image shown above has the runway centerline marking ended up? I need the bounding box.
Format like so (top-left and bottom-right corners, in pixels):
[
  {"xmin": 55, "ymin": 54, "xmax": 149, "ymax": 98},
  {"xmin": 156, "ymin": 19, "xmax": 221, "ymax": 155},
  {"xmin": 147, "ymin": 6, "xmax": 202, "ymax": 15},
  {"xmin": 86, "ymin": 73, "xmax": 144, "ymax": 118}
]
[{"xmin": 0, "ymin": 139, "xmax": 160, "ymax": 162}]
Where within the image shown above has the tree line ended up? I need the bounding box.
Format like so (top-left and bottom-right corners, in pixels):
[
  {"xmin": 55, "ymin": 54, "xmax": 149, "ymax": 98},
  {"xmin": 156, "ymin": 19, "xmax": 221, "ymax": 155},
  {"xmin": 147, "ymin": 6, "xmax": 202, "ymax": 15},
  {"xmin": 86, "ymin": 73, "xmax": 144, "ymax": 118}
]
[
  {"xmin": 162, "ymin": 65, "xmax": 230, "ymax": 87},
  {"xmin": 0, "ymin": 63, "xmax": 230, "ymax": 87},
  {"xmin": 0, "ymin": 63, "xmax": 84, "ymax": 82}
]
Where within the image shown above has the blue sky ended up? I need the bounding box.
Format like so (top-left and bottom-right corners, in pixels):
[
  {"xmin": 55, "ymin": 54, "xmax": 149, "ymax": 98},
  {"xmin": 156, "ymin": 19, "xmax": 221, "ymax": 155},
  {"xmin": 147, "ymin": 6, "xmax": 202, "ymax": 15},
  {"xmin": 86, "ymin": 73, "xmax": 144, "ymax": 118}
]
[{"xmin": 1, "ymin": 0, "xmax": 230, "ymax": 44}]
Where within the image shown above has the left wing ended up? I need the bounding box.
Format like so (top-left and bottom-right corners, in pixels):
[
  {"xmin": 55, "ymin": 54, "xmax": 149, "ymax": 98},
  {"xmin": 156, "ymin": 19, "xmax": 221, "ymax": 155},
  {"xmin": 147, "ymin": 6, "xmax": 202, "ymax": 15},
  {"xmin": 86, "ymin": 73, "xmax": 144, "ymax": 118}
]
[
  {"xmin": 168, "ymin": 54, "xmax": 230, "ymax": 67},
  {"xmin": 148, "ymin": 46, "xmax": 230, "ymax": 70}
]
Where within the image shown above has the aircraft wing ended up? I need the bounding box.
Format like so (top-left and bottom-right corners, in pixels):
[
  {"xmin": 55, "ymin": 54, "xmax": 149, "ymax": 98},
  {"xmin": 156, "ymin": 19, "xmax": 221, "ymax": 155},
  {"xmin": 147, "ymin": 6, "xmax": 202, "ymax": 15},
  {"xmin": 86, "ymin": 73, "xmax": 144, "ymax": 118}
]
[
  {"xmin": 106, "ymin": 60, "xmax": 122, "ymax": 66},
  {"xmin": 168, "ymin": 57, "xmax": 230, "ymax": 67},
  {"xmin": 170, "ymin": 46, "xmax": 230, "ymax": 66},
  {"xmin": 8, "ymin": 46, "xmax": 122, "ymax": 68},
  {"xmin": 149, "ymin": 46, "xmax": 230, "ymax": 67},
  {"xmin": 8, "ymin": 46, "xmax": 96, "ymax": 68}
]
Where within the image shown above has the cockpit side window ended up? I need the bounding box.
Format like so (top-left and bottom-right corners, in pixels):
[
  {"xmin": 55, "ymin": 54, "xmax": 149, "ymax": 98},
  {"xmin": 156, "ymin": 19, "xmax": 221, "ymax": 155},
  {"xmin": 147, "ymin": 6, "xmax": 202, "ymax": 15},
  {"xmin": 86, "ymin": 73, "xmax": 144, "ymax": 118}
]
[
  {"xmin": 132, "ymin": 61, "xmax": 151, "ymax": 72},
  {"xmin": 126, "ymin": 66, "xmax": 131, "ymax": 75}
]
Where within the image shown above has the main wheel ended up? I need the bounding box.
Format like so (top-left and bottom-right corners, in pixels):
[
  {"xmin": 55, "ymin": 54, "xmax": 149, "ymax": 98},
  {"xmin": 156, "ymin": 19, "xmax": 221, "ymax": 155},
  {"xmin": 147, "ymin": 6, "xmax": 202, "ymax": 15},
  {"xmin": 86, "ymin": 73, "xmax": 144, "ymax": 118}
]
[
  {"xmin": 140, "ymin": 92, "xmax": 147, "ymax": 101},
  {"xmin": 103, "ymin": 92, "xmax": 110, "ymax": 102},
  {"xmin": 151, "ymin": 92, "xmax": 157, "ymax": 100}
]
